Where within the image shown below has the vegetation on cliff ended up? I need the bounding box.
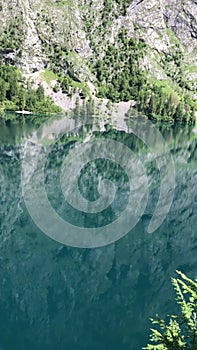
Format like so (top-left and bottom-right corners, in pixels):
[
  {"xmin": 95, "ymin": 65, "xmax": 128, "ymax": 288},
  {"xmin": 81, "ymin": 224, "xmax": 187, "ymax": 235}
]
[
  {"xmin": 0, "ymin": 0, "xmax": 196, "ymax": 122},
  {"xmin": 0, "ymin": 61, "xmax": 61, "ymax": 114},
  {"xmin": 92, "ymin": 31, "xmax": 196, "ymax": 123}
]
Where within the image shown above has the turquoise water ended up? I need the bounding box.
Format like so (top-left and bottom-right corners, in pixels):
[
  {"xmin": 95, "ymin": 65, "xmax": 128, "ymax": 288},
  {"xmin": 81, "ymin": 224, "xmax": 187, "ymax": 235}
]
[{"xmin": 0, "ymin": 115, "xmax": 196, "ymax": 350}]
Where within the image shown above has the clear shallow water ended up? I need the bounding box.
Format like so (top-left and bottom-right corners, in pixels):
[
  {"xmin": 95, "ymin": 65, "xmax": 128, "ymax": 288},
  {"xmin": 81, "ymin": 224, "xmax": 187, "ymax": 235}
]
[{"xmin": 0, "ymin": 115, "xmax": 197, "ymax": 350}]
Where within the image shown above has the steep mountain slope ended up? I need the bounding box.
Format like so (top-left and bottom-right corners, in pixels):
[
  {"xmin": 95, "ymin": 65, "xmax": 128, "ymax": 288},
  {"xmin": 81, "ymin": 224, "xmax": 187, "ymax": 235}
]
[{"xmin": 0, "ymin": 0, "xmax": 196, "ymax": 121}]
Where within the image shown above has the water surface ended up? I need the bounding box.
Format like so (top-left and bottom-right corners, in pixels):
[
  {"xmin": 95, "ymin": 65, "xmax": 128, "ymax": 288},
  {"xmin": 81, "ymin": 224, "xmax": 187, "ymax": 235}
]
[{"xmin": 0, "ymin": 114, "xmax": 196, "ymax": 350}]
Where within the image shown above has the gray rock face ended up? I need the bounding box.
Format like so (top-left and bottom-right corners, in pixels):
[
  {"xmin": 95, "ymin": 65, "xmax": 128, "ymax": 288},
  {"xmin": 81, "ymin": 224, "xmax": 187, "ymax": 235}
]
[
  {"xmin": 0, "ymin": 0, "xmax": 196, "ymax": 84},
  {"xmin": 127, "ymin": 0, "xmax": 197, "ymax": 52},
  {"xmin": 164, "ymin": 0, "xmax": 197, "ymax": 49}
]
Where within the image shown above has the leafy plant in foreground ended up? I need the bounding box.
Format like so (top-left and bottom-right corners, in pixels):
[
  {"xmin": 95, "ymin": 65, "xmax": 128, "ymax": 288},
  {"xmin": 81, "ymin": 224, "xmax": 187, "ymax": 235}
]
[{"xmin": 143, "ymin": 271, "xmax": 197, "ymax": 349}]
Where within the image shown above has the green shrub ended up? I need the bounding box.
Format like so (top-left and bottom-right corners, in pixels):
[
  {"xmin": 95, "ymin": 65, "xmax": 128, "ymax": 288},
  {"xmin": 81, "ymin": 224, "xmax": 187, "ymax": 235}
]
[
  {"xmin": 144, "ymin": 271, "xmax": 197, "ymax": 350},
  {"xmin": 0, "ymin": 61, "xmax": 61, "ymax": 116}
]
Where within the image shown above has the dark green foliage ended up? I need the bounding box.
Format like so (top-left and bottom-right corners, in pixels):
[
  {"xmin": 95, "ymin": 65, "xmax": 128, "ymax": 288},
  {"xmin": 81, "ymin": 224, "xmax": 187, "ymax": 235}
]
[
  {"xmin": 53, "ymin": 83, "xmax": 60, "ymax": 93},
  {"xmin": 0, "ymin": 61, "xmax": 61, "ymax": 115},
  {"xmin": 84, "ymin": 0, "xmax": 132, "ymax": 42},
  {"xmin": 44, "ymin": 42, "xmax": 90, "ymax": 97},
  {"xmin": 144, "ymin": 271, "xmax": 197, "ymax": 350},
  {"xmin": 0, "ymin": 17, "xmax": 25, "ymax": 51},
  {"xmin": 0, "ymin": 78, "xmax": 7, "ymax": 102},
  {"xmin": 91, "ymin": 30, "xmax": 195, "ymax": 123},
  {"xmin": 59, "ymin": 75, "xmax": 70, "ymax": 94},
  {"xmin": 92, "ymin": 33, "xmax": 147, "ymax": 103},
  {"xmin": 114, "ymin": 0, "xmax": 133, "ymax": 16},
  {"xmin": 36, "ymin": 85, "xmax": 45, "ymax": 101},
  {"xmin": 137, "ymin": 87, "xmax": 195, "ymax": 124},
  {"xmin": 47, "ymin": 43, "xmax": 69, "ymax": 74}
]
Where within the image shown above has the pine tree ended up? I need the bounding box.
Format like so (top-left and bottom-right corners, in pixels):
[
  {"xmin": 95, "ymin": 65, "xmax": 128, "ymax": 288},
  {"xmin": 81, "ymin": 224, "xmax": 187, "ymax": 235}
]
[
  {"xmin": 143, "ymin": 271, "xmax": 197, "ymax": 350},
  {"xmin": 0, "ymin": 78, "xmax": 7, "ymax": 102},
  {"xmin": 36, "ymin": 85, "xmax": 45, "ymax": 101}
]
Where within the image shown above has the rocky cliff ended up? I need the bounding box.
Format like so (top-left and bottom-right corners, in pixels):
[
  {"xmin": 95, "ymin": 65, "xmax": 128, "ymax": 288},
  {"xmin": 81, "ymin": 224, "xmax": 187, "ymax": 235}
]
[
  {"xmin": 0, "ymin": 0, "xmax": 197, "ymax": 119},
  {"xmin": 0, "ymin": 0, "xmax": 196, "ymax": 96}
]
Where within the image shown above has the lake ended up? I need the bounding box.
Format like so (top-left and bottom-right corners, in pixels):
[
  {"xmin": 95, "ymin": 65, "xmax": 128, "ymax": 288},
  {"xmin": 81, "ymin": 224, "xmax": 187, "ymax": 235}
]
[{"xmin": 0, "ymin": 113, "xmax": 196, "ymax": 350}]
